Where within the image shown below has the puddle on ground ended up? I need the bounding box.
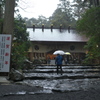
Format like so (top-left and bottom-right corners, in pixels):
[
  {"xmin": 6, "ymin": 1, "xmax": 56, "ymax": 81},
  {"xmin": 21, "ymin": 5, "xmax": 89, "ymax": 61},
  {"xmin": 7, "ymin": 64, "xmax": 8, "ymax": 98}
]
[
  {"xmin": 19, "ymin": 78, "xmax": 100, "ymax": 93},
  {"xmin": 1, "ymin": 91, "xmax": 26, "ymax": 96},
  {"xmin": 1, "ymin": 89, "xmax": 53, "ymax": 97}
]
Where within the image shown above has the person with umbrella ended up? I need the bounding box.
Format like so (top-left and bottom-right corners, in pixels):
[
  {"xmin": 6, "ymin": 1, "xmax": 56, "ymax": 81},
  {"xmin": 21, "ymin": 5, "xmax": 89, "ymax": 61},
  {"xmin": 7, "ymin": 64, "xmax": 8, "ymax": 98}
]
[{"xmin": 55, "ymin": 54, "xmax": 63, "ymax": 75}]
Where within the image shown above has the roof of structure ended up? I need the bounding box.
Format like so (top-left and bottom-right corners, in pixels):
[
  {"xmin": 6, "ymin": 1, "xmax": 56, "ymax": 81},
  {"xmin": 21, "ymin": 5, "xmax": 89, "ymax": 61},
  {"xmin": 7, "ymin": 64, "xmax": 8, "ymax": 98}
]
[{"xmin": 27, "ymin": 28, "xmax": 88, "ymax": 42}]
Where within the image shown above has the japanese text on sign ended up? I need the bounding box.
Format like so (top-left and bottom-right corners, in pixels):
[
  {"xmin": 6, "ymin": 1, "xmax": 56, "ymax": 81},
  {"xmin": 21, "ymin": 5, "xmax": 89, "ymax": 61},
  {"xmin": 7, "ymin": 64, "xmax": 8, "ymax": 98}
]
[{"xmin": 0, "ymin": 34, "xmax": 12, "ymax": 72}]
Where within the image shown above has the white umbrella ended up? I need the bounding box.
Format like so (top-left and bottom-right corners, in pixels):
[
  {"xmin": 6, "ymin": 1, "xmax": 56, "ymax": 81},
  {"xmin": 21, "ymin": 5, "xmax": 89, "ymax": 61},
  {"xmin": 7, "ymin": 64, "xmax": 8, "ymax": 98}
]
[
  {"xmin": 53, "ymin": 50, "xmax": 65, "ymax": 55},
  {"xmin": 64, "ymin": 52, "xmax": 71, "ymax": 55}
]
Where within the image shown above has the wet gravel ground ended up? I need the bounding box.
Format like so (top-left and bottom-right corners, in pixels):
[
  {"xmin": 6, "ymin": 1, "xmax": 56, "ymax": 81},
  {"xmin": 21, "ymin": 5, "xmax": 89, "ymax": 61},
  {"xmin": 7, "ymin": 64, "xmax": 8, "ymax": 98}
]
[
  {"xmin": 1, "ymin": 65, "xmax": 100, "ymax": 100},
  {"xmin": 0, "ymin": 82, "xmax": 100, "ymax": 100},
  {"xmin": 1, "ymin": 90, "xmax": 100, "ymax": 100}
]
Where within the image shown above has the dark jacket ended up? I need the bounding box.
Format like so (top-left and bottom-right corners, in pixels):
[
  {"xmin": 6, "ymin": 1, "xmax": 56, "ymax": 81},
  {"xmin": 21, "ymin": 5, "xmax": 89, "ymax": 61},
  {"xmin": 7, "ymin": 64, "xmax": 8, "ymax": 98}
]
[{"xmin": 55, "ymin": 55, "xmax": 63, "ymax": 65}]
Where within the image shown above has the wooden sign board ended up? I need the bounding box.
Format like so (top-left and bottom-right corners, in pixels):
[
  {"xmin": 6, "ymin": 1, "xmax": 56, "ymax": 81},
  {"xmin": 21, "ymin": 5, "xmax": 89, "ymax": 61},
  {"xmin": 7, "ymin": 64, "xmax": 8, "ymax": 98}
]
[{"xmin": 0, "ymin": 34, "xmax": 12, "ymax": 72}]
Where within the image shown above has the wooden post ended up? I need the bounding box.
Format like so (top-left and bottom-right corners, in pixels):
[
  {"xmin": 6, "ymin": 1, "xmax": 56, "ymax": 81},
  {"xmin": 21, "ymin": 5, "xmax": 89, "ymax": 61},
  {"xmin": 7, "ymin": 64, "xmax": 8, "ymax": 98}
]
[
  {"xmin": 42, "ymin": 24, "xmax": 44, "ymax": 32},
  {"xmin": 68, "ymin": 25, "xmax": 71, "ymax": 33},
  {"xmin": 51, "ymin": 24, "xmax": 53, "ymax": 32},
  {"xmin": 33, "ymin": 24, "xmax": 35, "ymax": 32},
  {"xmin": 60, "ymin": 24, "xmax": 62, "ymax": 32}
]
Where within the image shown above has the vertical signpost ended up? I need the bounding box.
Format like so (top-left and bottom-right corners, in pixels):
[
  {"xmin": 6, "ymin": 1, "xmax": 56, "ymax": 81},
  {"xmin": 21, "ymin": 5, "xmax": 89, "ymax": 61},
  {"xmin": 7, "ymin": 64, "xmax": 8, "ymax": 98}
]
[{"xmin": 0, "ymin": 34, "xmax": 12, "ymax": 72}]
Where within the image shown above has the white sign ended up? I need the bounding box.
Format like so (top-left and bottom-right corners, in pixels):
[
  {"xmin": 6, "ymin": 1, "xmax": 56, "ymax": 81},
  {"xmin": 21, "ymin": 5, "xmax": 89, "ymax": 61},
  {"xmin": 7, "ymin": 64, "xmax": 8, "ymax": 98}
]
[{"xmin": 0, "ymin": 34, "xmax": 12, "ymax": 72}]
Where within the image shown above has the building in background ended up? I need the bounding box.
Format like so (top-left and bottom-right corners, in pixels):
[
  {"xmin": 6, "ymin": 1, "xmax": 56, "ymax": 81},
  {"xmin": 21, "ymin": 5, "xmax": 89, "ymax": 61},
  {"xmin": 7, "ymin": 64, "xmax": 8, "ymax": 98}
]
[{"xmin": 27, "ymin": 27, "xmax": 88, "ymax": 64}]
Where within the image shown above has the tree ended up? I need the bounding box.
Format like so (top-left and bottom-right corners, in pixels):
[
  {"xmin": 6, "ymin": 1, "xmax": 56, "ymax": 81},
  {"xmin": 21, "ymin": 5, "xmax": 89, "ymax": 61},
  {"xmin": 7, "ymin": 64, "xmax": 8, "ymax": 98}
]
[
  {"xmin": 58, "ymin": 0, "xmax": 74, "ymax": 23},
  {"xmin": 83, "ymin": 0, "xmax": 100, "ymax": 7},
  {"xmin": 77, "ymin": 7, "xmax": 100, "ymax": 64},
  {"xmin": 0, "ymin": 0, "xmax": 5, "ymax": 33},
  {"xmin": 72, "ymin": 0, "xmax": 100, "ymax": 20},
  {"xmin": 72, "ymin": 0, "xmax": 89, "ymax": 20},
  {"xmin": 37, "ymin": 15, "xmax": 48, "ymax": 27},
  {"xmin": 50, "ymin": 0, "xmax": 76, "ymax": 28},
  {"xmin": 51, "ymin": 8, "xmax": 69, "ymax": 28},
  {"xmin": 12, "ymin": 16, "xmax": 31, "ymax": 69},
  {"xmin": 3, "ymin": 0, "xmax": 15, "ymax": 34},
  {"xmin": 0, "ymin": 0, "xmax": 4, "ymax": 19}
]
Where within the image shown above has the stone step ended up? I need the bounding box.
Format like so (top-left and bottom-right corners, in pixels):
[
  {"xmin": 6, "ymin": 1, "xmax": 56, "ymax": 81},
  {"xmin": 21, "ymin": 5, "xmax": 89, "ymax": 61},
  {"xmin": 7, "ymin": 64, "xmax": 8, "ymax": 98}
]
[
  {"xmin": 23, "ymin": 68, "xmax": 100, "ymax": 73},
  {"xmin": 23, "ymin": 73, "xmax": 100, "ymax": 80},
  {"xmin": 23, "ymin": 65, "xmax": 100, "ymax": 80},
  {"xmin": 34, "ymin": 66, "xmax": 100, "ymax": 69}
]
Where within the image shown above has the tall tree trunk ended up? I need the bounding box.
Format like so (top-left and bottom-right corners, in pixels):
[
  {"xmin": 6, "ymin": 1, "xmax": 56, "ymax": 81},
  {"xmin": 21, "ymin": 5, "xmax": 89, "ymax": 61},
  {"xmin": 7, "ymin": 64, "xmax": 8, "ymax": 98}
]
[
  {"xmin": 0, "ymin": 5, "xmax": 2, "ymax": 18},
  {"xmin": 96, "ymin": 0, "xmax": 100, "ymax": 6},
  {"xmin": 3, "ymin": 0, "xmax": 15, "ymax": 34},
  {"xmin": 0, "ymin": 4, "xmax": 3, "ymax": 33}
]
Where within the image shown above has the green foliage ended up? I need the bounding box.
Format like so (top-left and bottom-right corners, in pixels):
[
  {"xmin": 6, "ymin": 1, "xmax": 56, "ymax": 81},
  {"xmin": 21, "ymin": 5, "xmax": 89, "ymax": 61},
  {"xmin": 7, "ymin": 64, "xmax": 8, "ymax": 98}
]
[
  {"xmin": 77, "ymin": 7, "xmax": 100, "ymax": 64},
  {"xmin": 51, "ymin": 8, "xmax": 67, "ymax": 28},
  {"xmin": 51, "ymin": 0, "xmax": 76, "ymax": 28},
  {"xmin": 83, "ymin": 0, "xmax": 100, "ymax": 7},
  {"xmin": 77, "ymin": 7, "xmax": 100, "ymax": 36},
  {"xmin": 11, "ymin": 16, "xmax": 31, "ymax": 69},
  {"xmin": 51, "ymin": 7, "xmax": 76, "ymax": 28},
  {"xmin": 0, "ymin": 19, "xmax": 3, "ymax": 33}
]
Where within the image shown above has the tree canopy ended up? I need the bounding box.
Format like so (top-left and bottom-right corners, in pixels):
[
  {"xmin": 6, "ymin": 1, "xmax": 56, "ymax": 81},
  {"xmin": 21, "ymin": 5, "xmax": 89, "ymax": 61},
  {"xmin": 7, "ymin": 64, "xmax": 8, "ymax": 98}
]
[
  {"xmin": 12, "ymin": 16, "xmax": 31, "ymax": 69},
  {"xmin": 76, "ymin": 7, "xmax": 100, "ymax": 64}
]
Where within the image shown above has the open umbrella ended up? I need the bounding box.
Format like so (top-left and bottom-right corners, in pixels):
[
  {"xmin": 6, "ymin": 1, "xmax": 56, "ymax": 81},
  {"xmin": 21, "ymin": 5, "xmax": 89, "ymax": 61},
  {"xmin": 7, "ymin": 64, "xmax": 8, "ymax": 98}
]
[
  {"xmin": 64, "ymin": 52, "xmax": 71, "ymax": 55},
  {"xmin": 53, "ymin": 50, "xmax": 65, "ymax": 55}
]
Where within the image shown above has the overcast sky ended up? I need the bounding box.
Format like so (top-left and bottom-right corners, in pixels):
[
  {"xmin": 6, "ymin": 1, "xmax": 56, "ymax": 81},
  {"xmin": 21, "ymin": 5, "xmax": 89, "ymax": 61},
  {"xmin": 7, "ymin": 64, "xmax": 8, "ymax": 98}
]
[{"xmin": 17, "ymin": 0, "xmax": 60, "ymax": 19}]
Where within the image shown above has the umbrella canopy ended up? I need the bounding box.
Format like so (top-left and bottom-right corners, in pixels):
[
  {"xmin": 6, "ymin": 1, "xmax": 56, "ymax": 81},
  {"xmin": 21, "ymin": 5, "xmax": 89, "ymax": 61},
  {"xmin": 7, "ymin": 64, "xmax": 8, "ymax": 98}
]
[
  {"xmin": 53, "ymin": 50, "xmax": 65, "ymax": 55},
  {"xmin": 65, "ymin": 52, "xmax": 71, "ymax": 55}
]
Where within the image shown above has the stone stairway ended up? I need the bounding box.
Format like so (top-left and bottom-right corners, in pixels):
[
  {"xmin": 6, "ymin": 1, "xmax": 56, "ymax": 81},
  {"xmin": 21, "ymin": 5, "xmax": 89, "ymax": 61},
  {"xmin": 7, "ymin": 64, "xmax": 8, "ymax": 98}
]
[
  {"xmin": 22, "ymin": 65, "xmax": 100, "ymax": 92},
  {"xmin": 23, "ymin": 65, "xmax": 100, "ymax": 79}
]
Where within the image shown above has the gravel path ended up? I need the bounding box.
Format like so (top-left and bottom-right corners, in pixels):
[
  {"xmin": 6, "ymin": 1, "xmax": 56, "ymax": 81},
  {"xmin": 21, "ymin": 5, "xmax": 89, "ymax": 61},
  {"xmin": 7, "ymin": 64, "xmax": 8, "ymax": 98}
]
[{"xmin": 0, "ymin": 83, "xmax": 100, "ymax": 100}]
